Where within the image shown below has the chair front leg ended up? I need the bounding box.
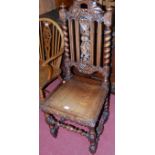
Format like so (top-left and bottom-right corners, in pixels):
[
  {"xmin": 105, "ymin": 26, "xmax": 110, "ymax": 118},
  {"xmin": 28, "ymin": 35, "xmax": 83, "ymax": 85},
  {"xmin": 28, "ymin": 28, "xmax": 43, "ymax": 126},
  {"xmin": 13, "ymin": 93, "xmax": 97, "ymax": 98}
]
[
  {"xmin": 46, "ymin": 114, "xmax": 59, "ymax": 138},
  {"xmin": 88, "ymin": 128, "xmax": 98, "ymax": 154},
  {"xmin": 96, "ymin": 97, "xmax": 110, "ymax": 137}
]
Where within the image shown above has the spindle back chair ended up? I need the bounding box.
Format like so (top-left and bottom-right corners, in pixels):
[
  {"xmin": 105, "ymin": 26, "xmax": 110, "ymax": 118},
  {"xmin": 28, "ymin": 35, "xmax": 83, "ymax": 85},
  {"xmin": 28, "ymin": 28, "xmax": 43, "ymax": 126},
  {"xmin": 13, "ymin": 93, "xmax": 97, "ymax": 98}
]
[
  {"xmin": 39, "ymin": 18, "xmax": 64, "ymax": 100},
  {"xmin": 40, "ymin": 0, "xmax": 113, "ymax": 154}
]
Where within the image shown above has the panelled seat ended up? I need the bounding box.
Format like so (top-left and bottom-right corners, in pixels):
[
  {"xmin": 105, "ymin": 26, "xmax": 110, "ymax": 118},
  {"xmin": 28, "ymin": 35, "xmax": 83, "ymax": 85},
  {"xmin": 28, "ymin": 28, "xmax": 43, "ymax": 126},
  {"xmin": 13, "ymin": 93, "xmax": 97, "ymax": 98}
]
[{"xmin": 40, "ymin": 76, "xmax": 107, "ymax": 127}]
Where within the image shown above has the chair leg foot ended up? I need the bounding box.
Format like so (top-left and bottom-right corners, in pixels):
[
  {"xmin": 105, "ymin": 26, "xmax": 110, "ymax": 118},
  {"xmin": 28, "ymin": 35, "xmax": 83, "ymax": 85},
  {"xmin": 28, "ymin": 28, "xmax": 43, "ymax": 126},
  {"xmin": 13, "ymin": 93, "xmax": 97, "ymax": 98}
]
[
  {"xmin": 88, "ymin": 128, "xmax": 98, "ymax": 154},
  {"xmin": 89, "ymin": 143, "xmax": 97, "ymax": 154},
  {"xmin": 46, "ymin": 114, "xmax": 59, "ymax": 138},
  {"xmin": 89, "ymin": 140, "xmax": 97, "ymax": 154},
  {"xmin": 96, "ymin": 111, "xmax": 109, "ymax": 137},
  {"xmin": 50, "ymin": 125, "xmax": 59, "ymax": 138}
]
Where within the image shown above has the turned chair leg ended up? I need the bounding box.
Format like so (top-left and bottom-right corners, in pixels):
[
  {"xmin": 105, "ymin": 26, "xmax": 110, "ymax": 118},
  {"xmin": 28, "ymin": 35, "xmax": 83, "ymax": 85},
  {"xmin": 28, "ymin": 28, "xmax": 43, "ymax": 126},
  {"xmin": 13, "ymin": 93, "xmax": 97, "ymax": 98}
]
[
  {"xmin": 96, "ymin": 97, "xmax": 110, "ymax": 137},
  {"xmin": 46, "ymin": 114, "xmax": 59, "ymax": 138},
  {"xmin": 103, "ymin": 97, "xmax": 110, "ymax": 124},
  {"xmin": 88, "ymin": 128, "xmax": 98, "ymax": 154},
  {"xmin": 50, "ymin": 124, "xmax": 59, "ymax": 138}
]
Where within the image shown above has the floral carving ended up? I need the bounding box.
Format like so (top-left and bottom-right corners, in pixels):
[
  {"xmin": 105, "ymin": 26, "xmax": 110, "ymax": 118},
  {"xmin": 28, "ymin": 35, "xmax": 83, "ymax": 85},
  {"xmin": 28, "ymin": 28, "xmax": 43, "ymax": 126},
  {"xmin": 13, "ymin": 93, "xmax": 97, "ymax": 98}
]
[
  {"xmin": 80, "ymin": 20, "xmax": 90, "ymax": 64},
  {"xmin": 70, "ymin": 62, "xmax": 103, "ymax": 75},
  {"xmin": 67, "ymin": 0, "xmax": 104, "ymax": 22}
]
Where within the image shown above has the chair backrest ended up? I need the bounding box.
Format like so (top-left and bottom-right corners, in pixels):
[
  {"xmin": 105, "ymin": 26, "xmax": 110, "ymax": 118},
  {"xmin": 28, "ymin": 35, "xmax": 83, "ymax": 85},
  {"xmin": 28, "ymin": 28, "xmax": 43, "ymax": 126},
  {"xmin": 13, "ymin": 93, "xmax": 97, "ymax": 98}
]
[
  {"xmin": 59, "ymin": 0, "xmax": 113, "ymax": 79},
  {"xmin": 39, "ymin": 18, "xmax": 64, "ymax": 68}
]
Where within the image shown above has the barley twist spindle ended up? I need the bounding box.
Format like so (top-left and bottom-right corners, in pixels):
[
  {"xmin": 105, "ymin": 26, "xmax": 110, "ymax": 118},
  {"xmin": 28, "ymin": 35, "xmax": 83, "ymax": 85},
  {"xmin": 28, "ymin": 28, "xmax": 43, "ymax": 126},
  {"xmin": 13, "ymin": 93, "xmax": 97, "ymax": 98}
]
[
  {"xmin": 59, "ymin": 4, "xmax": 72, "ymax": 80},
  {"xmin": 102, "ymin": 6, "xmax": 113, "ymax": 89},
  {"xmin": 63, "ymin": 25, "xmax": 69, "ymax": 54},
  {"xmin": 104, "ymin": 28, "xmax": 112, "ymax": 65},
  {"xmin": 98, "ymin": 7, "xmax": 113, "ymax": 139}
]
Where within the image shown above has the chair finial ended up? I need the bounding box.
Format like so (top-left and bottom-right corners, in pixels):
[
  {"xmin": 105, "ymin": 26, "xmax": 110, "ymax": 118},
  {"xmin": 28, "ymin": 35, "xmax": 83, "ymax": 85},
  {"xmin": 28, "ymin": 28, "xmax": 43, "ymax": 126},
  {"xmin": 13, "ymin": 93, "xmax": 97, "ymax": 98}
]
[{"xmin": 60, "ymin": 1, "xmax": 66, "ymax": 9}]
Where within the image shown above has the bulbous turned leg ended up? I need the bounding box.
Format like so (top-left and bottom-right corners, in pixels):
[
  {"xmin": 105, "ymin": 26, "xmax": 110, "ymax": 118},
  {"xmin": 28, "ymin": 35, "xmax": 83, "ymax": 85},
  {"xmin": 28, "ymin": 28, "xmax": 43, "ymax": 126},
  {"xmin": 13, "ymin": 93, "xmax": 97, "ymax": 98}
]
[
  {"xmin": 96, "ymin": 98, "xmax": 110, "ymax": 137},
  {"xmin": 46, "ymin": 115, "xmax": 59, "ymax": 138},
  {"xmin": 88, "ymin": 128, "xmax": 97, "ymax": 154}
]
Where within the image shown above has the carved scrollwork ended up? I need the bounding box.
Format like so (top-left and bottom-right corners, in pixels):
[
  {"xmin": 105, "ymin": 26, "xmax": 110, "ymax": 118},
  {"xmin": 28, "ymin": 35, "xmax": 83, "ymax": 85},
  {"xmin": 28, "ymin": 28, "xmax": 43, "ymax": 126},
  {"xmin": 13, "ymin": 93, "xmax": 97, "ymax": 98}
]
[
  {"xmin": 70, "ymin": 62, "xmax": 103, "ymax": 75},
  {"xmin": 67, "ymin": 0, "xmax": 104, "ymax": 22},
  {"xmin": 89, "ymin": 0, "xmax": 103, "ymax": 14}
]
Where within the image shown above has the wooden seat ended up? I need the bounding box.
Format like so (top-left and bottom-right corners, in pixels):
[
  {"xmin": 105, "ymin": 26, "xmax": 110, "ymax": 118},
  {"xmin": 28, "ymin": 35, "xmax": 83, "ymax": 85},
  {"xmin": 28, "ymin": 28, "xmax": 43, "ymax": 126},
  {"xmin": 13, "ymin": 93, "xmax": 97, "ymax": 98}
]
[{"xmin": 41, "ymin": 76, "xmax": 107, "ymax": 127}]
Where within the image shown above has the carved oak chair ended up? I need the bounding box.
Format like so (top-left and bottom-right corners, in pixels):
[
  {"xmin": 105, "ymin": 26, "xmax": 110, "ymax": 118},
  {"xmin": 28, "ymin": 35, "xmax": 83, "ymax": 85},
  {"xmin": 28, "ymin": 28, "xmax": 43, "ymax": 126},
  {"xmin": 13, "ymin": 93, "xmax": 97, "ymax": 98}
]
[
  {"xmin": 40, "ymin": 0, "xmax": 113, "ymax": 154},
  {"xmin": 39, "ymin": 18, "xmax": 64, "ymax": 100}
]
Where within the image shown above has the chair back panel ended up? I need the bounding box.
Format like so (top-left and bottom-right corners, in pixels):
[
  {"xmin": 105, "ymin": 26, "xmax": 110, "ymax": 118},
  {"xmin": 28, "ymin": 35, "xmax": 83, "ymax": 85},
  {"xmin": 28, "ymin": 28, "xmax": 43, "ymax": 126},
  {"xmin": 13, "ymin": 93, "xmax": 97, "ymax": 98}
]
[
  {"xmin": 68, "ymin": 19, "xmax": 105, "ymax": 67},
  {"xmin": 39, "ymin": 18, "xmax": 64, "ymax": 68},
  {"xmin": 64, "ymin": 0, "xmax": 112, "ymax": 74}
]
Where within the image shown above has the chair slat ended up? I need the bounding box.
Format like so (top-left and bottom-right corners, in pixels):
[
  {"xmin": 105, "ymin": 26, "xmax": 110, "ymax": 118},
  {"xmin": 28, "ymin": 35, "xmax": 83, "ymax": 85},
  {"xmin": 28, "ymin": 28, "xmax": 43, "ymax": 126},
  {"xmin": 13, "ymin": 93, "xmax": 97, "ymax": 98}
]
[
  {"xmin": 39, "ymin": 22, "xmax": 45, "ymax": 61},
  {"xmin": 96, "ymin": 23, "xmax": 102, "ymax": 66},
  {"xmin": 55, "ymin": 32, "xmax": 61, "ymax": 66},
  {"xmin": 51, "ymin": 25, "xmax": 55, "ymax": 65},
  {"xmin": 53, "ymin": 27, "xmax": 57, "ymax": 65},
  {"xmin": 57, "ymin": 33, "xmax": 61, "ymax": 54},
  {"xmin": 39, "ymin": 42, "xmax": 42, "ymax": 60},
  {"xmin": 75, "ymin": 20, "xmax": 80, "ymax": 62},
  {"xmin": 43, "ymin": 22, "xmax": 52, "ymax": 60},
  {"xmin": 39, "ymin": 27, "xmax": 43, "ymax": 61},
  {"xmin": 51, "ymin": 25, "xmax": 55, "ymax": 57},
  {"xmin": 90, "ymin": 22, "xmax": 95, "ymax": 65},
  {"xmin": 55, "ymin": 28, "xmax": 58, "ymax": 56},
  {"xmin": 68, "ymin": 20, "xmax": 75, "ymax": 61}
]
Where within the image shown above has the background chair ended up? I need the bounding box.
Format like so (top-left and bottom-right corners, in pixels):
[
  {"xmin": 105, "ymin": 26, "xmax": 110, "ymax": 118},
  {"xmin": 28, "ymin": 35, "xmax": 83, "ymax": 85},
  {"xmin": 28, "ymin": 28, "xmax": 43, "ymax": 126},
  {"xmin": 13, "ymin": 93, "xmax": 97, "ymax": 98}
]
[
  {"xmin": 39, "ymin": 18, "xmax": 64, "ymax": 100},
  {"xmin": 40, "ymin": 0, "xmax": 113, "ymax": 154}
]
